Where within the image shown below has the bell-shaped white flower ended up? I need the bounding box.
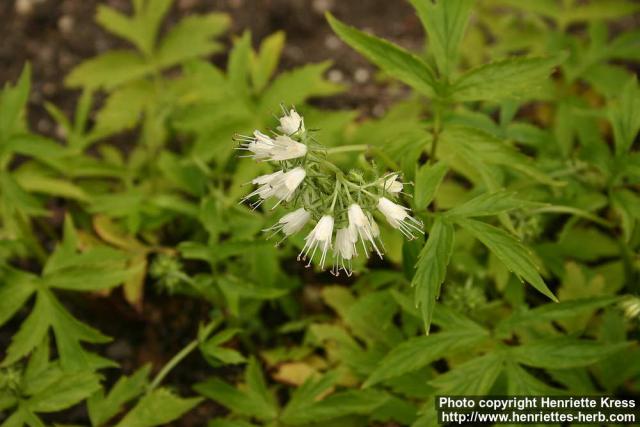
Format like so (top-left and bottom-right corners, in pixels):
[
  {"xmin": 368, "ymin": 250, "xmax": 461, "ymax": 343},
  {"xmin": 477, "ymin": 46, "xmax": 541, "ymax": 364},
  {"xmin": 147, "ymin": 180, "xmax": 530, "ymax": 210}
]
[
  {"xmin": 271, "ymin": 168, "xmax": 306, "ymax": 204},
  {"xmin": 299, "ymin": 215, "xmax": 334, "ymax": 269},
  {"xmin": 243, "ymin": 171, "xmax": 283, "ymax": 206},
  {"xmin": 332, "ymin": 227, "xmax": 356, "ymax": 276},
  {"xmin": 236, "ymin": 130, "xmax": 275, "ymax": 160},
  {"xmin": 269, "ymin": 135, "xmax": 307, "ymax": 161},
  {"xmin": 243, "ymin": 168, "xmax": 305, "ymax": 208},
  {"xmin": 265, "ymin": 208, "xmax": 311, "ymax": 239},
  {"xmin": 236, "ymin": 131, "xmax": 307, "ymax": 161},
  {"xmin": 278, "ymin": 109, "xmax": 305, "ymax": 135},
  {"xmin": 380, "ymin": 174, "xmax": 403, "ymax": 194},
  {"xmin": 377, "ymin": 197, "xmax": 423, "ymax": 239},
  {"xmin": 347, "ymin": 203, "xmax": 382, "ymax": 258}
]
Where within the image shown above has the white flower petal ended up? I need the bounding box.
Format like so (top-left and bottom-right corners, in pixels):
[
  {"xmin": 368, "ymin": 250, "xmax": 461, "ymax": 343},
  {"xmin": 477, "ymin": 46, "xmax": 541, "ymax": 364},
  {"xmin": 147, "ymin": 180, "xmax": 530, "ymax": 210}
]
[
  {"xmin": 299, "ymin": 215, "xmax": 334, "ymax": 269},
  {"xmin": 278, "ymin": 109, "xmax": 305, "ymax": 135},
  {"xmin": 348, "ymin": 203, "xmax": 383, "ymax": 258},
  {"xmin": 377, "ymin": 197, "xmax": 423, "ymax": 239}
]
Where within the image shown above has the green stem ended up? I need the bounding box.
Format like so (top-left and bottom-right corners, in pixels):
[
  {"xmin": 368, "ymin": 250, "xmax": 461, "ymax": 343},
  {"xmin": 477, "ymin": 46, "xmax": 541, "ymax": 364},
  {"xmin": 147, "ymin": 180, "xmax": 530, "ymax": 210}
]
[
  {"xmin": 320, "ymin": 158, "xmax": 344, "ymax": 176},
  {"xmin": 330, "ymin": 179, "xmax": 341, "ymax": 211},
  {"xmin": 343, "ymin": 180, "xmax": 377, "ymax": 199},
  {"xmin": 429, "ymin": 107, "xmax": 442, "ymax": 164},
  {"xmin": 147, "ymin": 320, "xmax": 218, "ymax": 392},
  {"xmin": 326, "ymin": 145, "xmax": 368, "ymax": 154}
]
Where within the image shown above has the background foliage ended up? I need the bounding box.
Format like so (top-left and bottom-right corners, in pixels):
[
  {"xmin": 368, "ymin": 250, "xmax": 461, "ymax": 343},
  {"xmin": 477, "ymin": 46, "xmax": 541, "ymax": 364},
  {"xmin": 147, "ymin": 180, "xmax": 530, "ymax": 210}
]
[{"xmin": 1, "ymin": 0, "xmax": 639, "ymax": 426}]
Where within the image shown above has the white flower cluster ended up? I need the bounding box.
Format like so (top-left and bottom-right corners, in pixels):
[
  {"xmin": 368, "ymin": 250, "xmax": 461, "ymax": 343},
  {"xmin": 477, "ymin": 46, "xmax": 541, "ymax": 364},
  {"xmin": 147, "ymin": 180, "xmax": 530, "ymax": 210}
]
[{"xmin": 236, "ymin": 107, "xmax": 423, "ymax": 276}]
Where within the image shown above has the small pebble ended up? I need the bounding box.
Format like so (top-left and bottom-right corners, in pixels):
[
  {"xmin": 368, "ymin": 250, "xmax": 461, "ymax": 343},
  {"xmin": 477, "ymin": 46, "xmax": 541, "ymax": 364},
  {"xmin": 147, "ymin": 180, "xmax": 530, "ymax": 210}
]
[
  {"xmin": 328, "ymin": 69, "xmax": 344, "ymax": 83},
  {"xmin": 312, "ymin": 0, "xmax": 333, "ymax": 14},
  {"xmin": 55, "ymin": 125, "xmax": 67, "ymax": 140},
  {"xmin": 58, "ymin": 15, "xmax": 74, "ymax": 34},
  {"xmin": 324, "ymin": 35, "xmax": 341, "ymax": 50},
  {"xmin": 354, "ymin": 67, "xmax": 370, "ymax": 83},
  {"xmin": 37, "ymin": 119, "xmax": 52, "ymax": 134},
  {"xmin": 286, "ymin": 45, "xmax": 304, "ymax": 61},
  {"xmin": 15, "ymin": 0, "xmax": 34, "ymax": 15}
]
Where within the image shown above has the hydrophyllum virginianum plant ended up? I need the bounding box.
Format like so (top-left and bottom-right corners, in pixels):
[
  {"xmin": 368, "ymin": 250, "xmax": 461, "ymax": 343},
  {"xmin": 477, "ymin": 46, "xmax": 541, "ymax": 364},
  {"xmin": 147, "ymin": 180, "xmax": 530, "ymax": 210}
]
[{"xmin": 235, "ymin": 108, "xmax": 423, "ymax": 276}]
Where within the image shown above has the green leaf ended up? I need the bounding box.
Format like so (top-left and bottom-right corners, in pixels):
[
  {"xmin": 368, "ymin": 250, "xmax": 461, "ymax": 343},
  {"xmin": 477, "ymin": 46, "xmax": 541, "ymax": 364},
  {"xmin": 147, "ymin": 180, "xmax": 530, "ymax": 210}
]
[
  {"xmin": 14, "ymin": 173, "xmax": 90, "ymax": 202},
  {"xmin": 251, "ymin": 31, "xmax": 285, "ymax": 93},
  {"xmin": 195, "ymin": 379, "xmax": 271, "ymax": 420},
  {"xmin": 2, "ymin": 291, "xmax": 51, "ymax": 366},
  {"xmin": 227, "ymin": 31, "xmax": 252, "ymax": 102},
  {"xmin": 48, "ymin": 292, "xmax": 112, "ymax": 371},
  {"xmin": 204, "ymin": 347, "xmax": 246, "ymax": 365},
  {"xmin": 563, "ymin": 0, "xmax": 640, "ymax": 23},
  {"xmin": 451, "ymin": 56, "xmax": 562, "ymax": 102},
  {"xmin": 439, "ymin": 126, "xmax": 559, "ymax": 186},
  {"xmin": 414, "ymin": 162, "xmax": 448, "ymax": 210},
  {"xmin": 510, "ymin": 339, "xmax": 631, "ymax": 369},
  {"xmin": 279, "ymin": 372, "xmax": 338, "ymax": 423},
  {"xmin": 611, "ymin": 188, "xmax": 640, "ymax": 242},
  {"xmin": 96, "ymin": 0, "xmax": 172, "ymax": 56},
  {"xmin": 444, "ymin": 191, "xmax": 538, "ymax": 219},
  {"xmin": 326, "ymin": 13, "xmax": 438, "ymax": 97},
  {"xmin": 156, "ymin": 13, "xmax": 230, "ymax": 68},
  {"xmin": 343, "ymin": 291, "xmax": 403, "ymax": 348},
  {"xmin": 258, "ymin": 62, "xmax": 343, "ymax": 114},
  {"xmin": 0, "ymin": 64, "xmax": 30, "ymax": 140},
  {"xmin": 115, "ymin": 389, "xmax": 202, "ymax": 427},
  {"xmin": 88, "ymin": 365, "xmax": 151, "ymax": 427},
  {"xmin": 4, "ymin": 134, "xmax": 67, "ymax": 165},
  {"xmin": 244, "ymin": 357, "xmax": 276, "ymax": 412},
  {"xmin": 505, "ymin": 362, "xmax": 565, "ymax": 395},
  {"xmin": 43, "ymin": 247, "xmax": 132, "ymax": 292},
  {"xmin": 194, "ymin": 359, "xmax": 277, "ymax": 421},
  {"xmin": 0, "ymin": 269, "xmax": 37, "ymax": 327},
  {"xmin": 609, "ymin": 76, "xmax": 640, "ymax": 155},
  {"xmin": 497, "ymin": 296, "xmax": 621, "ymax": 334},
  {"xmin": 282, "ymin": 388, "xmax": 389, "ymax": 425},
  {"xmin": 409, "ymin": 0, "xmax": 473, "ymax": 76},
  {"xmin": 65, "ymin": 51, "xmax": 152, "ymax": 89},
  {"xmin": 364, "ymin": 328, "xmax": 488, "ymax": 387},
  {"xmin": 456, "ymin": 218, "xmax": 557, "ymax": 301},
  {"xmin": 92, "ymin": 80, "xmax": 153, "ymax": 138},
  {"xmin": 411, "ymin": 218, "xmax": 455, "ymax": 333},
  {"xmin": 429, "ymin": 352, "xmax": 504, "ymax": 394},
  {"xmin": 96, "ymin": 5, "xmax": 146, "ymax": 53},
  {"xmin": 27, "ymin": 371, "xmax": 101, "ymax": 413}
]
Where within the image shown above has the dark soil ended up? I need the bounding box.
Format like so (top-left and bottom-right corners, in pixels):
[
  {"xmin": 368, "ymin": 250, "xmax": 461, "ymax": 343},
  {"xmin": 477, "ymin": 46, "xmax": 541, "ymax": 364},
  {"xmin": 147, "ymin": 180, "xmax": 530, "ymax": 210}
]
[
  {"xmin": 0, "ymin": 0, "xmax": 425, "ymax": 138},
  {"xmin": 0, "ymin": 1, "xmax": 423, "ymax": 425}
]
